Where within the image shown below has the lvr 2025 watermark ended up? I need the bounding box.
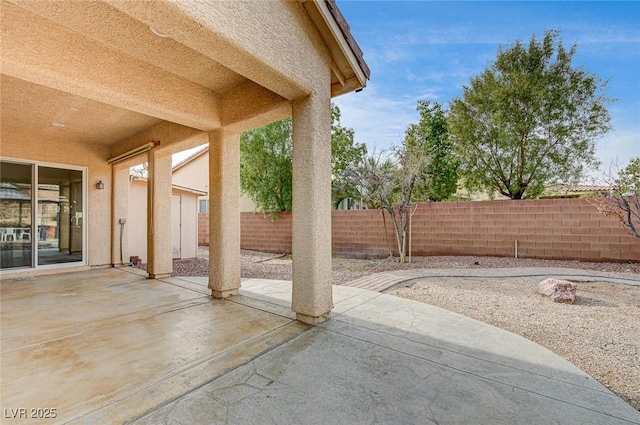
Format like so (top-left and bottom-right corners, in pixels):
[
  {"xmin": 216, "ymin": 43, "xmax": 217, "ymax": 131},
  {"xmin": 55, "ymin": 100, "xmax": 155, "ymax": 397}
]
[{"xmin": 3, "ymin": 408, "xmax": 57, "ymax": 419}]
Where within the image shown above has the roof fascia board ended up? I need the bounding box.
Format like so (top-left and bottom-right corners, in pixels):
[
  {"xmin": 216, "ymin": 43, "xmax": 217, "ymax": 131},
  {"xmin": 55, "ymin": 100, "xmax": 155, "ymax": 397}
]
[{"xmin": 309, "ymin": 0, "xmax": 367, "ymax": 90}]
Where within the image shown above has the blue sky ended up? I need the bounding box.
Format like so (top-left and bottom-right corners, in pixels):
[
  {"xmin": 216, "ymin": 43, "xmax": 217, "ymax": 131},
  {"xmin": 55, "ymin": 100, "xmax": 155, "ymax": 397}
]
[{"xmin": 333, "ymin": 1, "xmax": 640, "ymax": 180}]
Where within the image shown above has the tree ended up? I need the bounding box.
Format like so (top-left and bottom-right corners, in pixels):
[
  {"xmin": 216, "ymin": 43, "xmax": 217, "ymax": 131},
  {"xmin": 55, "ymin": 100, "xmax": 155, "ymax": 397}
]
[
  {"xmin": 331, "ymin": 104, "xmax": 368, "ymax": 183},
  {"xmin": 346, "ymin": 152, "xmax": 399, "ymax": 210},
  {"xmin": 449, "ymin": 30, "xmax": 613, "ymax": 200},
  {"xmin": 592, "ymin": 157, "xmax": 640, "ymax": 238},
  {"xmin": 240, "ymin": 103, "xmax": 366, "ymax": 214},
  {"xmin": 402, "ymin": 100, "xmax": 459, "ymax": 201},
  {"xmin": 240, "ymin": 119, "xmax": 293, "ymax": 213},
  {"xmin": 345, "ymin": 150, "xmax": 427, "ymax": 263}
]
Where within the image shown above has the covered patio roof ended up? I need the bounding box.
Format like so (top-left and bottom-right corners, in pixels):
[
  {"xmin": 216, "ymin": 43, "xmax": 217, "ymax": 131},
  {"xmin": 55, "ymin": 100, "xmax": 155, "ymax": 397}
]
[
  {"xmin": 1, "ymin": 0, "xmax": 368, "ymax": 153},
  {"xmin": 1, "ymin": 0, "xmax": 370, "ymax": 323}
]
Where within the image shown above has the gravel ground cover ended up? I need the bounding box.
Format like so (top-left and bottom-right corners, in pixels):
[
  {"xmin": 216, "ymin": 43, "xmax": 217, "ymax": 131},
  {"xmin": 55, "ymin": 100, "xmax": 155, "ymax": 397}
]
[
  {"xmin": 168, "ymin": 247, "xmax": 640, "ymax": 410},
  {"xmin": 169, "ymin": 246, "xmax": 640, "ymax": 284}
]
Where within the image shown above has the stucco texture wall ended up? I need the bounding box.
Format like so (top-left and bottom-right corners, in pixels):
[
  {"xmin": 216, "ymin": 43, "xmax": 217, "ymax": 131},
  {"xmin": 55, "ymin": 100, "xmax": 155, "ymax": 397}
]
[
  {"xmin": 172, "ymin": 152, "xmax": 209, "ymax": 193},
  {"xmin": 172, "ymin": 150, "xmax": 258, "ymax": 213}
]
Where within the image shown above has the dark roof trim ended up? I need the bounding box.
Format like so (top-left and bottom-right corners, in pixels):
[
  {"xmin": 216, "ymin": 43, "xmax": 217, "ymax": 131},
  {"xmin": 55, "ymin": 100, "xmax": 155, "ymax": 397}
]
[{"xmin": 325, "ymin": 1, "xmax": 370, "ymax": 80}]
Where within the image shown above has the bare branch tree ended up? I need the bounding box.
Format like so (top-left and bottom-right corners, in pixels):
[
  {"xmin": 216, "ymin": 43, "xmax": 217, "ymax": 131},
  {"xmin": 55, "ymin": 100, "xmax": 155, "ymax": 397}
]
[
  {"xmin": 591, "ymin": 157, "xmax": 640, "ymax": 238},
  {"xmin": 346, "ymin": 149, "xmax": 430, "ymax": 263},
  {"xmin": 130, "ymin": 163, "xmax": 148, "ymax": 178}
]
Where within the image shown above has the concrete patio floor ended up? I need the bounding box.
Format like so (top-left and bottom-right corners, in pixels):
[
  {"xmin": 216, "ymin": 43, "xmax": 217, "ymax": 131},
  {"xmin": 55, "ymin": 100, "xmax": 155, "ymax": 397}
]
[
  {"xmin": 2, "ymin": 268, "xmax": 639, "ymax": 424},
  {"xmin": 0, "ymin": 268, "xmax": 307, "ymax": 424}
]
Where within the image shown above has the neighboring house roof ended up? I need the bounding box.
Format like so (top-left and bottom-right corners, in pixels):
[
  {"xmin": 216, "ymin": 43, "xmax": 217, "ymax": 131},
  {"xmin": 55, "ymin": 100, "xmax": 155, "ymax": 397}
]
[
  {"xmin": 542, "ymin": 184, "xmax": 613, "ymax": 198},
  {"xmin": 0, "ymin": 183, "xmax": 30, "ymax": 200},
  {"xmin": 0, "ymin": 191, "xmax": 29, "ymax": 201},
  {"xmin": 172, "ymin": 145, "xmax": 209, "ymax": 172}
]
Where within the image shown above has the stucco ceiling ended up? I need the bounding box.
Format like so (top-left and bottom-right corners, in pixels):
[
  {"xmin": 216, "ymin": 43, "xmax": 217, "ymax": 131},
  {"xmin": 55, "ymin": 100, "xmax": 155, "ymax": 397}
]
[
  {"xmin": 0, "ymin": 0, "xmax": 249, "ymax": 148},
  {"xmin": 1, "ymin": 75, "xmax": 164, "ymax": 146},
  {"xmin": 1, "ymin": 0, "xmax": 368, "ymax": 153}
]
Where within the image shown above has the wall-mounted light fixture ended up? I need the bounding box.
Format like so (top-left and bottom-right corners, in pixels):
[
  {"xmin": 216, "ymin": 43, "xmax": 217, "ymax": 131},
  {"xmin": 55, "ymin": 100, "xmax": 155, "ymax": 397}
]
[{"xmin": 96, "ymin": 180, "xmax": 105, "ymax": 190}]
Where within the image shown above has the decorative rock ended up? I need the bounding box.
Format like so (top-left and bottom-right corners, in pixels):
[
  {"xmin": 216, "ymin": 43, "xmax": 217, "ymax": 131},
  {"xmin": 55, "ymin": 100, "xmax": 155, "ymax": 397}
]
[{"xmin": 538, "ymin": 278, "xmax": 577, "ymax": 304}]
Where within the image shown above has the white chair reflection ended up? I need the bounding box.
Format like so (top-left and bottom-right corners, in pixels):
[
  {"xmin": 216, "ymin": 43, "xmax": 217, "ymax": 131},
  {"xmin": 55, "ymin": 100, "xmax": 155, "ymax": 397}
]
[
  {"xmin": 19, "ymin": 227, "xmax": 31, "ymax": 241},
  {"xmin": 1, "ymin": 228, "xmax": 17, "ymax": 242},
  {"xmin": 0, "ymin": 227, "xmax": 31, "ymax": 242}
]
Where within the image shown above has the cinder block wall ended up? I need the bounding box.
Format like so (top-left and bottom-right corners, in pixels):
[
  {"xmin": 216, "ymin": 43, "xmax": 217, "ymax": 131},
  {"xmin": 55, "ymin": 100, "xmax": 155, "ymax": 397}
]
[
  {"xmin": 198, "ymin": 198, "xmax": 640, "ymax": 262},
  {"xmin": 197, "ymin": 212, "xmax": 209, "ymax": 248},
  {"xmin": 240, "ymin": 213, "xmax": 292, "ymax": 253},
  {"xmin": 199, "ymin": 212, "xmax": 293, "ymax": 254},
  {"xmin": 397, "ymin": 199, "xmax": 639, "ymax": 262}
]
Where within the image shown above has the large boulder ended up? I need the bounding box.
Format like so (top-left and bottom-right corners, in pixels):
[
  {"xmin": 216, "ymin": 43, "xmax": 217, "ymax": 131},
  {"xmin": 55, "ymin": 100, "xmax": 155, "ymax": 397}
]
[{"xmin": 538, "ymin": 278, "xmax": 577, "ymax": 304}]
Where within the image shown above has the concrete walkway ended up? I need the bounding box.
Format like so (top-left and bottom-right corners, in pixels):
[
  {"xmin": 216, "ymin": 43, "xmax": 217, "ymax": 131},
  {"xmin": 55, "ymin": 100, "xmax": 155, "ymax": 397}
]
[
  {"xmin": 343, "ymin": 267, "xmax": 640, "ymax": 292},
  {"xmin": 132, "ymin": 276, "xmax": 640, "ymax": 425}
]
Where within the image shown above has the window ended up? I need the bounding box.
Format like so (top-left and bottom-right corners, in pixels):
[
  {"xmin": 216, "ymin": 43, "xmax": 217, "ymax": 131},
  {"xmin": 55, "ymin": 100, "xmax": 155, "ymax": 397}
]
[{"xmin": 199, "ymin": 199, "xmax": 209, "ymax": 213}]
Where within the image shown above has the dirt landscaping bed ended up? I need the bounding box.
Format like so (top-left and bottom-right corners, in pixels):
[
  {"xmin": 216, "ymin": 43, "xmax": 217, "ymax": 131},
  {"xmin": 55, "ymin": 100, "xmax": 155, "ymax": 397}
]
[{"xmin": 169, "ymin": 247, "xmax": 640, "ymax": 410}]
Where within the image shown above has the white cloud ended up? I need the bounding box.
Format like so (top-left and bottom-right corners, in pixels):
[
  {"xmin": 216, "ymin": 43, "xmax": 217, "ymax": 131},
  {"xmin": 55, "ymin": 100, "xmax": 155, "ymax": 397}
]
[
  {"xmin": 333, "ymin": 84, "xmax": 420, "ymax": 151},
  {"xmin": 595, "ymin": 130, "xmax": 640, "ymax": 172}
]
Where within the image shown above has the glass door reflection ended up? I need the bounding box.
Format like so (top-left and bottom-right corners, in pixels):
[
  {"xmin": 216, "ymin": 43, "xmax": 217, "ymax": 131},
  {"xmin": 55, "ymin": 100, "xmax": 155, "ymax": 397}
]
[
  {"xmin": 37, "ymin": 167, "xmax": 83, "ymax": 265},
  {"xmin": 0, "ymin": 161, "xmax": 33, "ymax": 269}
]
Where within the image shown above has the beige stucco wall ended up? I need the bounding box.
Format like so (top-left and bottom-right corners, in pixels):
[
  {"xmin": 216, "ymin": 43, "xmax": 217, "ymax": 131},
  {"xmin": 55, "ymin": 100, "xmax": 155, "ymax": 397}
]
[
  {"xmin": 172, "ymin": 152, "xmax": 209, "ymax": 193},
  {"xmin": 177, "ymin": 192, "xmax": 198, "ymax": 259},
  {"xmin": 239, "ymin": 195, "xmax": 257, "ymax": 213},
  {"xmin": 0, "ymin": 137, "xmax": 112, "ymax": 267},
  {"xmin": 110, "ymin": 0, "xmax": 331, "ymax": 101},
  {"xmin": 186, "ymin": 0, "xmax": 329, "ymax": 95},
  {"xmin": 173, "ymin": 150, "xmax": 258, "ymax": 213},
  {"xmin": 128, "ymin": 179, "xmax": 148, "ymax": 262},
  {"xmin": 2, "ymin": 0, "xmax": 358, "ymax": 320}
]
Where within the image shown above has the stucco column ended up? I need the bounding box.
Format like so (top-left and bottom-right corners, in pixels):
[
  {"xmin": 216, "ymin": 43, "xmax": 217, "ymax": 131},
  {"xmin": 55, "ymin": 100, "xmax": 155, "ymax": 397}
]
[
  {"xmin": 291, "ymin": 93, "xmax": 333, "ymax": 324},
  {"xmin": 147, "ymin": 148, "xmax": 173, "ymax": 278},
  {"xmin": 208, "ymin": 129, "xmax": 241, "ymax": 298},
  {"xmin": 111, "ymin": 165, "xmax": 130, "ymax": 265}
]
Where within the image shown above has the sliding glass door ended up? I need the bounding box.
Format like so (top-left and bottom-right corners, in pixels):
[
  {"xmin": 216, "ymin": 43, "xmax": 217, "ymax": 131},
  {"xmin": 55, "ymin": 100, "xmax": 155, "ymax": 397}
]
[
  {"xmin": 0, "ymin": 160, "xmax": 86, "ymax": 270},
  {"xmin": 37, "ymin": 166, "xmax": 84, "ymax": 266}
]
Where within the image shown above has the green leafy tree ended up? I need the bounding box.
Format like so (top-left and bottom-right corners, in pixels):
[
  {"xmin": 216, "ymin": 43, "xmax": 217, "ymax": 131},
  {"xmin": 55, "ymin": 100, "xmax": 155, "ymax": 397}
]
[
  {"xmin": 331, "ymin": 104, "xmax": 367, "ymax": 182},
  {"xmin": 592, "ymin": 157, "xmax": 640, "ymax": 238},
  {"xmin": 240, "ymin": 103, "xmax": 366, "ymax": 214},
  {"xmin": 402, "ymin": 101, "xmax": 459, "ymax": 201},
  {"xmin": 240, "ymin": 119, "xmax": 293, "ymax": 212},
  {"xmin": 449, "ymin": 30, "xmax": 613, "ymax": 199}
]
